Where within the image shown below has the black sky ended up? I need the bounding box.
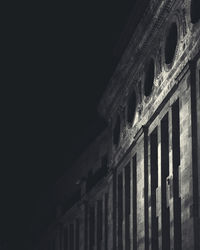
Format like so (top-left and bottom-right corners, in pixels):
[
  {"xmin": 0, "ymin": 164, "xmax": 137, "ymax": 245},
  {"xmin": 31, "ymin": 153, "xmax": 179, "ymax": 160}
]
[{"xmin": 1, "ymin": 0, "xmax": 137, "ymax": 249}]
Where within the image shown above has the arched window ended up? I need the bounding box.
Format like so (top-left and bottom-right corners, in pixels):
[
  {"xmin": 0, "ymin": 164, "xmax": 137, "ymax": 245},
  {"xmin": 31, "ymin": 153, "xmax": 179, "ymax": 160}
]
[
  {"xmin": 191, "ymin": 0, "xmax": 200, "ymax": 24},
  {"xmin": 144, "ymin": 59, "xmax": 155, "ymax": 96},
  {"xmin": 127, "ymin": 90, "xmax": 137, "ymax": 124},
  {"xmin": 165, "ymin": 23, "xmax": 178, "ymax": 65},
  {"xmin": 113, "ymin": 116, "xmax": 120, "ymax": 146}
]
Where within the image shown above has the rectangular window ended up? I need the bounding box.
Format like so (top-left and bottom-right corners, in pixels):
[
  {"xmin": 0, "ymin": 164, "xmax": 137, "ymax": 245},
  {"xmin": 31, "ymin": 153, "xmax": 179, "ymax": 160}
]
[
  {"xmin": 97, "ymin": 200, "xmax": 103, "ymax": 250},
  {"xmin": 172, "ymin": 100, "xmax": 180, "ymax": 167},
  {"xmin": 132, "ymin": 154, "xmax": 137, "ymax": 250},
  {"xmin": 125, "ymin": 163, "xmax": 130, "ymax": 250},
  {"xmin": 64, "ymin": 226, "xmax": 68, "ymax": 250},
  {"xmin": 76, "ymin": 219, "xmax": 80, "ymax": 250},
  {"xmin": 105, "ymin": 193, "xmax": 108, "ymax": 250},
  {"xmin": 172, "ymin": 99, "xmax": 182, "ymax": 250},
  {"xmin": 69, "ymin": 223, "xmax": 74, "ymax": 250},
  {"xmin": 150, "ymin": 128, "xmax": 158, "ymax": 250},
  {"xmin": 89, "ymin": 206, "xmax": 95, "ymax": 250},
  {"xmin": 161, "ymin": 113, "xmax": 170, "ymax": 250},
  {"xmin": 118, "ymin": 172, "xmax": 123, "ymax": 250}
]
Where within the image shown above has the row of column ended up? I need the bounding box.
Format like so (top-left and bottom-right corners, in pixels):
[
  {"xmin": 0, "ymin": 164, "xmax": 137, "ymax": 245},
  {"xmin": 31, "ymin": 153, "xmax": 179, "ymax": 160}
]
[
  {"xmin": 45, "ymin": 60, "xmax": 199, "ymax": 250},
  {"xmin": 63, "ymin": 218, "xmax": 80, "ymax": 250},
  {"xmin": 84, "ymin": 192, "xmax": 109, "ymax": 250},
  {"xmin": 115, "ymin": 154, "xmax": 137, "ymax": 250},
  {"xmin": 61, "ymin": 97, "xmax": 194, "ymax": 250},
  {"xmin": 148, "ymin": 98, "xmax": 182, "ymax": 250},
  {"xmin": 113, "ymin": 98, "xmax": 183, "ymax": 250}
]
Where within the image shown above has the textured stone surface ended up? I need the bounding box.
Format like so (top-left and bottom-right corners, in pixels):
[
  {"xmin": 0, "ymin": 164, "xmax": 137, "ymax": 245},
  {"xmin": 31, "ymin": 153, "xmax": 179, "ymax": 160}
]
[{"xmin": 37, "ymin": 1, "xmax": 200, "ymax": 249}]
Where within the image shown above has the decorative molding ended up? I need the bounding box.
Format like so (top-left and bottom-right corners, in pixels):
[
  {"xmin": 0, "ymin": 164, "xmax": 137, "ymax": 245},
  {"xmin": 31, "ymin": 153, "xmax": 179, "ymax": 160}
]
[{"xmin": 181, "ymin": 8, "xmax": 187, "ymax": 36}]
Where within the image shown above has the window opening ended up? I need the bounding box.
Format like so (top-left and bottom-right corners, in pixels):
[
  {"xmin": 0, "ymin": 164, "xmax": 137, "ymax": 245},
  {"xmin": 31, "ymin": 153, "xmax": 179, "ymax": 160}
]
[
  {"xmin": 161, "ymin": 113, "xmax": 170, "ymax": 250},
  {"xmin": 113, "ymin": 116, "xmax": 120, "ymax": 146},
  {"xmin": 118, "ymin": 173, "xmax": 123, "ymax": 250},
  {"xmin": 127, "ymin": 90, "xmax": 137, "ymax": 124},
  {"xmin": 172, "ymin": 99, "xmax": 182, "ymax": 250},
  {"xmin": 165, "ymin": 23, "xmax": 178, "ymax": 65},
  {"xmin": 150, "ymin": 128, "xmax": 159, "ymax": 250},
  {"xmin": 132, "ymin": 154, "xmax": 137, "ymax": 250},
  {"xmin": 125, "ymin": 163, "xmax": 131, "ymax": 250},
  {"xmin": 144, "ymin": 59, "xmax": 155, "ymax": 96},
  {"xmin": 191, "ymin": 0, "xmax": 200, "ymax": 23}
]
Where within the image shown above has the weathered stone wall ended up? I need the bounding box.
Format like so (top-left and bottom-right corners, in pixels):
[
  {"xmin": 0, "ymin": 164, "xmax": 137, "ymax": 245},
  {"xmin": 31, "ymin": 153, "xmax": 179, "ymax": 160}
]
[{"xmin": 37, "ymin": 0, "xmax": 200, "ymax": 249}]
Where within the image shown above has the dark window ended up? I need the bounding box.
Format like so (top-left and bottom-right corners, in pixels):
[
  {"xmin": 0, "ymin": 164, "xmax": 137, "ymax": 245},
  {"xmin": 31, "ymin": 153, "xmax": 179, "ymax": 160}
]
[
  {"xmin": 127, "ymin": 90, "xmax": 137, "ymax": 124},
  {"xmin": 144, "ymin": 59, "xmax": 155, "ymax": 96},
  {"xmin": 161, "ymin": 113, "xmax": 170, "ymax": 250},
  {"xmin": 125, "ymin": 163, "xmax": 130, "ymax": 250},
  {"xmin": 113, "ymin": 171, "xmax": 117, "ymax": 250},
  {"xmin": 191, "ymin": 0, "xmax": 200, "ymax": 23},
  {"xmin": 172, "ymin": 99, "xmax": 182, "ymax": 250},
  {"xmin": 86, "ymin": 161, "xmax": 108, "ymax": 192},
  {"xmin": 118, "ymin": 173, "xmax": 123, "ymax": 250},
  {"xmin": 150, "ymin": 128, "xmax": 158, "ymax": 250},
  {"xmin": 132, "ymin": 154, "xmax": 137, "ymax": 250},
  {"xmin": 165, "ymin": 23, "xmax": 178, "ymax": 65},
  {"xmin": 113, "ymin": 116, "xmax": 120, "ymax": 146}
]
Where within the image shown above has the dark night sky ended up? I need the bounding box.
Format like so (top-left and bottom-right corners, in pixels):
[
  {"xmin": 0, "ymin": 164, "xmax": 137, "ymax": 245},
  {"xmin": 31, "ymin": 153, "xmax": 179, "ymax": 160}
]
[{"xmin": 1, "ymin": 0, "xmax": 138, "ymax": 249}]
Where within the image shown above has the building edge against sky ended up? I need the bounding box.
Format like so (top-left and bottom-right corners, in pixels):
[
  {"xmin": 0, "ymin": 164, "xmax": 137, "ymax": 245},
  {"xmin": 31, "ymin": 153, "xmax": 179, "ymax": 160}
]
[{"xmin": 36, "ymin": 0, "xmax": 200, "ymax": 249}]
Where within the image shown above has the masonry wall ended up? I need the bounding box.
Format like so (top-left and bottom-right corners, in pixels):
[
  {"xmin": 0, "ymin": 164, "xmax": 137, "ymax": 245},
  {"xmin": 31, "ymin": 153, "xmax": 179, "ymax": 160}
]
[{"xmin": 37, "ymin": 0, "xmax": 200, "ymax": 250}]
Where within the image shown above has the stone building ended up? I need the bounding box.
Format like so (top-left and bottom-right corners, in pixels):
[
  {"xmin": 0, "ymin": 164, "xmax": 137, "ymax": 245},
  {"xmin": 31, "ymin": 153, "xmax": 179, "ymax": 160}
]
[{"xmin": 37, "ymin": 0, "xmax": 200, "ymax": 249}]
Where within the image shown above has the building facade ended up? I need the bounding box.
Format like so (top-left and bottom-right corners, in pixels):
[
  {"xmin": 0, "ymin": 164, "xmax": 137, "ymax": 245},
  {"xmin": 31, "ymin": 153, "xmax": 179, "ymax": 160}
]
[{"xmin": 37, "ymin": 0, "xmax": 200, "ymax": 249}]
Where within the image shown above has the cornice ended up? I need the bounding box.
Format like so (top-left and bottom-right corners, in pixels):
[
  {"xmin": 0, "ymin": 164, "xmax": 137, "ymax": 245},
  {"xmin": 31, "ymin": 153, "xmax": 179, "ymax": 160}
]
[{"xmin": 98, "ymin": 0, "xmax": 177, "ymax": 120}]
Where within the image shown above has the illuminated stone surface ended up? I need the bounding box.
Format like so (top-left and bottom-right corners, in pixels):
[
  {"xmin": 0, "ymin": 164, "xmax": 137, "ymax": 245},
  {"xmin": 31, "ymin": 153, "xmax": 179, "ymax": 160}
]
[{"xmin": 36, "ymin": 1, "xmax": 200, "ymax": 250}]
